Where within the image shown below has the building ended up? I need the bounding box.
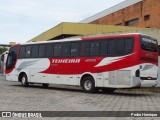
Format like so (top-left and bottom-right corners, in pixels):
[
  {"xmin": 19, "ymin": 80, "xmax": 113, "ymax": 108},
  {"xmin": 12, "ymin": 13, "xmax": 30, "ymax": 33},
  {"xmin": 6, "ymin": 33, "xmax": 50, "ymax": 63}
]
[
  {"xmin": 29, "ymin": 22, "xmax": 144, "ymax": 42},
  {"xmin": 29, "ymin": 0, "xmax": 160, "ymax": 43},
  {"xmin": 80, "ymin": 0, "xmax": 160, "ymax": 28},
  {"xmin": 9, "ymin": 42, "xmax": 16, "ymax": 45}
]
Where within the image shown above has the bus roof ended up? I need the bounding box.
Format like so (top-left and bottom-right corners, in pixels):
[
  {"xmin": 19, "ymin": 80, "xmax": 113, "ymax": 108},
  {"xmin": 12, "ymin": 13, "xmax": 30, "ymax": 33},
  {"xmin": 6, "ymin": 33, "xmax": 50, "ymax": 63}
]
[{"xmin": 17, "ymin": 33, "xmax": 152, "ymax": 46}]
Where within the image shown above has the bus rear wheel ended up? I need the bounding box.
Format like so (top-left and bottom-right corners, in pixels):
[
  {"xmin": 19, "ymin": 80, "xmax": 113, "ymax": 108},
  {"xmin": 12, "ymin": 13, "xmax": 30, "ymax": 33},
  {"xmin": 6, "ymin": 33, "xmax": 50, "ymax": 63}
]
[
  {"xmin": 81, "ymin": 76, "xmax": 96, "ymax": 93},
  {"xmin": 21, "ymin": 74, "xmax": 29, "ymax": 87},
  {"xmin": 42, "ymin": 84, "xmax": 49, "ymax": 88}
]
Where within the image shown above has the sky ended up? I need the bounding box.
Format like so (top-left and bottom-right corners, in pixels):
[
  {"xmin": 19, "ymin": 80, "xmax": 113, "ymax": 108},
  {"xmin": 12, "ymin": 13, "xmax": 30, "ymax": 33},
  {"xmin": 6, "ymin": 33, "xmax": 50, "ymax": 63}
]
[{"xmin": 0, "ymin": 0, "xmax": 125, "ymax": 44}]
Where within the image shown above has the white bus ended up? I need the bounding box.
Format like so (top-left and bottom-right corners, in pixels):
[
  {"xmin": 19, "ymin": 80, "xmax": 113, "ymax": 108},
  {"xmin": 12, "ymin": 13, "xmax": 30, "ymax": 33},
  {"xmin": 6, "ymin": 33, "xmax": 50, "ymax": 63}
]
[
  {"xmin": 0, "ymin": 51, "xmax": 8, "ymax": 74},
  {"xmin": 6, "ymin": 33, "xmax": 158, "ymax": 93}
]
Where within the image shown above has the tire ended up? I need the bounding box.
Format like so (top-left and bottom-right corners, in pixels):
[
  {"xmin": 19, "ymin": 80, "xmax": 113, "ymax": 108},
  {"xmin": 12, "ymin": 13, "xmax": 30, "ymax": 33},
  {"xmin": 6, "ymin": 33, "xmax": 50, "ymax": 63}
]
[
  {"xmin": 42, "ymin": 84, "xmax": 49, "ymax": 88},
  {"xmin": 81, "ymin": 76, "xmax": 96, "ymax": 93},
  {"xmin": 21, "ymin": 74, "xmax": 29, "ymax": 87},
  {"xmin": 102, "ymin": 88, "xmax": 116, "ymax": 93}
]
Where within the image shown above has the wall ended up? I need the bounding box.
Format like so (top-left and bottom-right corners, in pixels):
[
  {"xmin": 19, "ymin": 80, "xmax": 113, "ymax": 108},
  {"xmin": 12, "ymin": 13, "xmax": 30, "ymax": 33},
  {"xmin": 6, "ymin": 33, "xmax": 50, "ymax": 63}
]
[{"xmin": 90, "ymin": 0, "xmax": 160, "ymax": 28}]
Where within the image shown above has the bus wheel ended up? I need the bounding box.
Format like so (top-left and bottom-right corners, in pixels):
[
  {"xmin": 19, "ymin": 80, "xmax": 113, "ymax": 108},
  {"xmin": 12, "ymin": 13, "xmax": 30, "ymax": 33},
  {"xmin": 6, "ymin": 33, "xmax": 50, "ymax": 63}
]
[
  {"xmin": 42, "ymin": 84, "xmax": 49, "ymax": 88},
  {"xmin": 81, "ymin": 76, "xmax": 96, "ymax": 93},
  {"xmin": 21, "ymin": 74, "xmax": 29, "ymax": 87},
  {"xmin": 102, "ymin": 88, "xmax": 116, "ymax": 93}
]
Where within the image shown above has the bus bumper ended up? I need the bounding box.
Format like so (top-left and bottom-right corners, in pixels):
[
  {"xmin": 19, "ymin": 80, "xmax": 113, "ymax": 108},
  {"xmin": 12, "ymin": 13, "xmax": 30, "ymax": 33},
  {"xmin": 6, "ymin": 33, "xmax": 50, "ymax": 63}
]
[
  {"xmin": 140, "ymin": 80, "xmax": 158, "ymax": 87},
  {"xmin": 132, "ymin": 77, "xmax": 158, "ymax": 88}
]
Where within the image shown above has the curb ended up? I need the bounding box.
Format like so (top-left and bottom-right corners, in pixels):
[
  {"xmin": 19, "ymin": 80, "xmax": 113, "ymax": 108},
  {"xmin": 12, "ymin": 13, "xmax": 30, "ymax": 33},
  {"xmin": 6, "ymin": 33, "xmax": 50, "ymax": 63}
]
[{"xmin": 120, "ymin": 88, "xmax": 160, "ymax": 93}]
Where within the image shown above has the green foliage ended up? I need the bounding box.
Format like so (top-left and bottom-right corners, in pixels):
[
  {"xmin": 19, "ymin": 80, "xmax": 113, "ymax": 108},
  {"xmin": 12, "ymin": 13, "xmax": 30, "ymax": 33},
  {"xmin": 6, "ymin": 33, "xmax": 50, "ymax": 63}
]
[{"xmin": 0, "ymin": 47, "xmax": 8, "ymax": 54}]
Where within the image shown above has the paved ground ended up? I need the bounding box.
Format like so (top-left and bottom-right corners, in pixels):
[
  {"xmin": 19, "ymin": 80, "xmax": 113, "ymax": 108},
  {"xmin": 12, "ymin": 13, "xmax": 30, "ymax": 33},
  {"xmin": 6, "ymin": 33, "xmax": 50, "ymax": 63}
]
[{"xmin": 0, "ymin": 75, "xmax": 160, "ymax": 120}]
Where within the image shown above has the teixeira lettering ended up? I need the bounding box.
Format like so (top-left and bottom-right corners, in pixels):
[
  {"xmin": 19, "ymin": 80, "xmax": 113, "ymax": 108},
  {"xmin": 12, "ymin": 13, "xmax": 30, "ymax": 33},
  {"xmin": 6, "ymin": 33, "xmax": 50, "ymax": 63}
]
[{"xmin": 52, "ymin": 59, "xmax": 80, "ymax": 64}]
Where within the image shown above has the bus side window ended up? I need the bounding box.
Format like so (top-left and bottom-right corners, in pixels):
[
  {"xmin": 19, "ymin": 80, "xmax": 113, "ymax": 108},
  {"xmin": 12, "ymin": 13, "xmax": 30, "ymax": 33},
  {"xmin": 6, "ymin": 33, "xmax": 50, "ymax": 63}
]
[
  {"xmin": 124, "ymin": 38, "xmax": 134, "ymax": 54},
  {"xmin": 19, "ymin": 46, "xmax": 25, "ymax": 58},
  {"xmin": 90, "ymin": 41, "xmax": 99, "ymax": 56},
  {"xmin": 115, "ymin": 39, "xmax": 125, "ymax": 56},
  {"xmin": 80, "ymin": 41, "xmax": 89, "ymax": 56},
  {"xmin": 46, "ymin": 44, "xmax": 54, "ymax": 57},
  {"xmin": 62, "ymin": 42, "xmax": 70, "ymax": 57},
  {"xmin": 54, "ymin": 44, "xmax": 62, "ymax": 57},
  {"xmin": 31, "ymin": 45, "xmax": 38, "ymax": 58},
  {"xmin": 25, "ymin": 46, "xmax": 31, "ymax": 58},
  {"xmin": 71, "ymin": 42, "xmax": 79, "ymax": 57},
  {"xmin": 38, "ymin": 45, "xmax": 45, "ymax": 58},
  {"xmin": 100, "ymin": 40, "xmax": 108, "ymax": 56},
  {"xmin": 108, "ymin": 39, "xmax": 115, "ymax": 56}
]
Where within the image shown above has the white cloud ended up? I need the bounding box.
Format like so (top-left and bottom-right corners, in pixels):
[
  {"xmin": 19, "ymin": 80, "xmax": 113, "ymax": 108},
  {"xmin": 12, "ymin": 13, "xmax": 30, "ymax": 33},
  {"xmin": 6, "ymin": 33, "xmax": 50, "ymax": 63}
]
[{"xmin": 0, "ymin": 0, "xmax": 125, "ymax": 44}]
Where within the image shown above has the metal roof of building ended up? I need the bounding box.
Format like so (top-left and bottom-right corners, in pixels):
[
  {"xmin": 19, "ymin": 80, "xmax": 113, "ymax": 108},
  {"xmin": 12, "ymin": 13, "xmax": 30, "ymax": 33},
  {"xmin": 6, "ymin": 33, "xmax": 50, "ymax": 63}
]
[
  {"xmin": 28, "ymin": 22, "xmax": 143, "ymax": 42},
  {"xmin": 80, "ymin": 0, "xmax": 143, "ymax": 23}
]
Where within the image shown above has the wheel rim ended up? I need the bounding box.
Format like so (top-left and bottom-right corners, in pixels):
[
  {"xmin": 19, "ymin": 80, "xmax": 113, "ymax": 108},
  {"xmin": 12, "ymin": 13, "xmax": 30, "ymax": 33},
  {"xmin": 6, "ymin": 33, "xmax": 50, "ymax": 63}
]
[
  {"xmin": 22, "ymin": 77, "xmax": 26, "ymax": 85},
  {"xmin": 84, "ymin": 80, "xmax": 92, "ymax": 90}
]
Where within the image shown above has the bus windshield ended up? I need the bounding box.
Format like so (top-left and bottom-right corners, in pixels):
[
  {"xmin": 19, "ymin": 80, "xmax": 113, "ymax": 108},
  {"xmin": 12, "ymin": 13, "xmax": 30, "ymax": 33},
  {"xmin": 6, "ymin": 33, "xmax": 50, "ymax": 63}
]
[
  {"xmin": 6, "ymin": 46, "xmax": 18, "ymax": 70},
  {"xmin": 140, "ymin": 35, "xmax": 158, "ymax": 52}
]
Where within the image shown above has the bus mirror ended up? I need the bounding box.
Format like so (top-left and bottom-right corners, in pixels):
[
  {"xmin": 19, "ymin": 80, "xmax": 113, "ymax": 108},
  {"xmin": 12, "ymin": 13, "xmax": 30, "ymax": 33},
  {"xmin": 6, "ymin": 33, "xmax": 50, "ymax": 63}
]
[{"xmin": 1, "ymin": 55, "xmax": 4, "ymax": 62}]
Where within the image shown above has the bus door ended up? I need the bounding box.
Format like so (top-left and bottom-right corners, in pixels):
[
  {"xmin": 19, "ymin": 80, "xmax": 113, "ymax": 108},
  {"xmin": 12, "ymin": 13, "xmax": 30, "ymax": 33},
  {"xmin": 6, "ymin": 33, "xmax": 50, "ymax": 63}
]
[
  {"xmin": 6, "ymin": 45, "xmax": 19, "ymax": 81},
  {"xmin": 108, "ymin": 71, "xmax": 116, "ymax": 87}
]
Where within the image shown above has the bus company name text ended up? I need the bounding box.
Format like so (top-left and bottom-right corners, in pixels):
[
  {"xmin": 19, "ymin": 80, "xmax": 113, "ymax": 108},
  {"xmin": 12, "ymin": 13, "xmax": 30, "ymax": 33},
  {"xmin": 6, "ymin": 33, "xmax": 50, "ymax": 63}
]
[{"xmin": 52, "ymin": 59, "xmax": 80, "ymax": 64}]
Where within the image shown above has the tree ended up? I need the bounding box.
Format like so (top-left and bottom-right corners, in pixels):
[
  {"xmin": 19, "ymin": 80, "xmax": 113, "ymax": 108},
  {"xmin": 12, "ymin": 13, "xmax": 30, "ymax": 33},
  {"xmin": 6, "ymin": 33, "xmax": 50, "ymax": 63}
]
[{"xmin": 0, "ymin": 47, "xmax": 8, "ymax": 54}]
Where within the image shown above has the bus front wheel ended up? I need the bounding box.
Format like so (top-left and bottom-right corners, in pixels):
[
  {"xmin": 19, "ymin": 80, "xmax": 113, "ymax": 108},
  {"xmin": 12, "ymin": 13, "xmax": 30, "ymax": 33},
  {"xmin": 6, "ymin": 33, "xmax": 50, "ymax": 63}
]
[
  {"xmin": 81, "ymin": 76, "xmax": 96, "ymax": 93},
  {"xmin": 21, "ymin": 74, "xmax": 29, "ymax": 87}
]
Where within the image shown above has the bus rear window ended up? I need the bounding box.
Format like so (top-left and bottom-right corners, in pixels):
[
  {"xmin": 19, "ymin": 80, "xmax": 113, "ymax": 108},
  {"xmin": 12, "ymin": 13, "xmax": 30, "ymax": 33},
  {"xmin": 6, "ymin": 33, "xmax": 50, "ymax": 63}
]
[{"xmin": 141, "ymin": 36, "xmax": 158, "ymax": 52}]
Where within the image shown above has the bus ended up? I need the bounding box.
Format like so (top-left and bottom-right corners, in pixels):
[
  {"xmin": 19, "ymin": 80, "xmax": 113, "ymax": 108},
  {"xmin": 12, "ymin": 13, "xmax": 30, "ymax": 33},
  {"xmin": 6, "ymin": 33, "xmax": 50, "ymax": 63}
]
[
  {"xmin": 157, "ymin": 45, "xmax": 160, "ymax": 87},
  {"xmin": 0, "ymin": 51, "xmax": 9, "ymax": 74},
  {"xmin": 5, "ymin": 33, "xmax": 158, "ymax": 93}
]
